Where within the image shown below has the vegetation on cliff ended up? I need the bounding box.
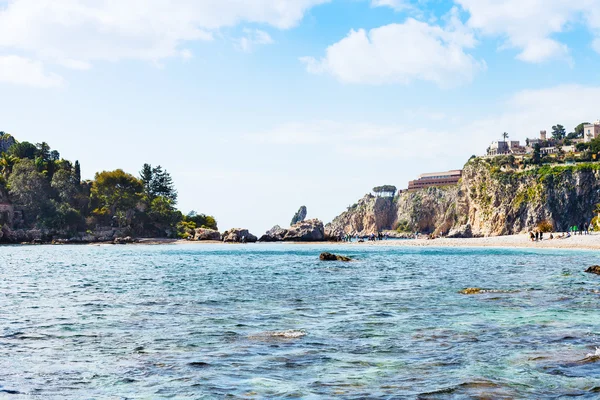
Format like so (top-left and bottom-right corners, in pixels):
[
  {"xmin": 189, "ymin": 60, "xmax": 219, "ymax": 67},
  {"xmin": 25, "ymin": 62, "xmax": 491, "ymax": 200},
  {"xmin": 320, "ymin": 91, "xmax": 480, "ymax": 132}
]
[{"xmin": 0, "ymin": 133, "xmax": 217, "ymax": 238}]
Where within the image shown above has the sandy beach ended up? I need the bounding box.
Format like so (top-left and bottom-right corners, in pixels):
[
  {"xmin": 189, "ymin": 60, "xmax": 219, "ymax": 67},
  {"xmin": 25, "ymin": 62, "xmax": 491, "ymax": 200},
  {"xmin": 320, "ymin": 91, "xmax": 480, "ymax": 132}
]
[
  {"xmin": 367, "ymin": 233, "xmax": 600, "ymax": 250},
  {"xmin": 151, "ymin": 233, "xmax": 600, "ymax": 250}
]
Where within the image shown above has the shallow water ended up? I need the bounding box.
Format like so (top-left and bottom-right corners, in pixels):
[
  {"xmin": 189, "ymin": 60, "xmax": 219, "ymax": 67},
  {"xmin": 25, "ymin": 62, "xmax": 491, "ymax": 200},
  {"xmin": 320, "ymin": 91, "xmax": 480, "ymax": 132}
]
[{"xmin": 1, "ymin": 244, "xmax": 600, "ymax": 398}]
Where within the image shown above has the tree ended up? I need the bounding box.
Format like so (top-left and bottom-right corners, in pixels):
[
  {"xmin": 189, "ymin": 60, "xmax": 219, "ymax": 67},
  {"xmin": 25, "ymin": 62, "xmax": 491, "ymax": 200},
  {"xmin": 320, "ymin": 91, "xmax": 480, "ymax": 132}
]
[
  {"xmin": 139, "ymin": 164, "xmax": 178, "ymax": 203},
  {"xmin": 532, "ymin": 143, "xmax": 541, "ymax": 165},
  {"xmin": 51, "ymin": 169, "xmax": 79, "ymax": 205},
  {"xmin": 373, "ymin": 185, "xmax": 397, "ymax": 198},
  {"xmin": 9, "ymin": 141, "xmax": 37, "ymax": 159},
  {"xmin": 551, "ymin": 124, "xmax": 566, "ymax": 141},
  {"xmin": 8, "ymin": 159, "xmax": 51, "ymax": 224},
  {"xmin": 525, "ymin": 138, "xmax": 530, "ymax": 147},
  {"xmin": 74, "ymin": 160, "xmax": 81, "ymax": 184},
  {"xmin": 36, "ymin": 142, "xmax": 51, "ymax": 161},
  {"xmin": 185, "ymin": 211, "xmax": 218, "ymax": 230},
  {"xmin": 91, "ymin": 169, "xmax": 143, "ymax": 222},
  {"xmin": 502, "ymin": 132, "xmax": 509, "ymax": 141},
  {"xmin": 0, "ymin": 153, "xmax": 17, "ymax": 178}
]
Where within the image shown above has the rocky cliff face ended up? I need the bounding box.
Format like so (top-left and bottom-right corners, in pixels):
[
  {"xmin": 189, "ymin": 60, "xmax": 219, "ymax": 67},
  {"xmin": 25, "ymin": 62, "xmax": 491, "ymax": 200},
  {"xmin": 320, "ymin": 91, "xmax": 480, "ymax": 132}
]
[{"xmin": 327, "ymin": 159, "xmax": 600, "ymax": 237}]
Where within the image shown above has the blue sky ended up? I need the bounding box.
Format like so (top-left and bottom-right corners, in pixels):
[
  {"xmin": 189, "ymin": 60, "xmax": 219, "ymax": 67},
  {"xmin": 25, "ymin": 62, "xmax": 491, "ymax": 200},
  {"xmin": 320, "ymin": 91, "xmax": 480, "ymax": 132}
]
[{"xmin": 1, "ymin": 0, "xmax": 600, "ymax": 234}]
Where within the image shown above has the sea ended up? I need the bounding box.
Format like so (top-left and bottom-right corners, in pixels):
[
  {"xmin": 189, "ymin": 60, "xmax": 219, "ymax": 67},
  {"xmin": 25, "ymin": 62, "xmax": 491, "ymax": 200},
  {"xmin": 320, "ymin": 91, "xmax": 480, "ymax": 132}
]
[{"xmin": 1, "ymin": 244, "xmax": 600, "ymax": 399}]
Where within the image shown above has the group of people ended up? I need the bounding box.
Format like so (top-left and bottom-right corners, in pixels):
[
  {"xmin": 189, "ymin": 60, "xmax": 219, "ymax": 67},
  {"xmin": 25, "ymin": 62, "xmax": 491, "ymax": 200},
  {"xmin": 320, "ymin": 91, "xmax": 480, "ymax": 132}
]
[
  {"xmin": 341, "ymin": 232, "xmax": 389, "ymax": 242},
  {"xmin": 529, "ymin": 222, "xmax": 594, "ymax": 242}
]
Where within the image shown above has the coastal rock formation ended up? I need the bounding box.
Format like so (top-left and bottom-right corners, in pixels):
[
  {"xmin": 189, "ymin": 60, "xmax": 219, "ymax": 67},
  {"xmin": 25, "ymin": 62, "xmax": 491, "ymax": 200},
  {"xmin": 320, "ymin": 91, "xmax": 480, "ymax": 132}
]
[
  {"xmin": 327, "ymin": 159, "xmax": 600, "ymax": 237},
  {"xmin": 447, "ymin": 224, "xmax": 473, "ymax": 239},
  {"xmin": 585, "ymin": 266, "xmax": 600, "ymax": 275},
  {"xmin": 319, "ymin": 252, "xmax": 352, "ymax": 261},
  {"xmin": 194, "ymin": 228, "xmax": 221, "ymax": 241},
  {"xmin": 283, "ymin": 219, "xmax": 325, "ymax": 242},
  {"xmin": 290, "ymin": 206, "xmax": 307, "ymax": 226},
  {"xmin": 221, "ymin": 228, "xmax": 257, "ymax": 243},
  {"xmin": 259, "ymin": 225, "xmax": 288, "ymax": 242},
  {"xmin": 326, "ymin": 195, "xmax": 397, "ymax": 237}
]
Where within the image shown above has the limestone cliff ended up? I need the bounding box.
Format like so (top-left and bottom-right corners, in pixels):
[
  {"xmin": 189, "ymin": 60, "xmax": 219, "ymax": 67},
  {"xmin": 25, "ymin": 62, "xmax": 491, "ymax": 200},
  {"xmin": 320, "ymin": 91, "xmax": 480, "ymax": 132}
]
[{"xmin": 327, "ymin": 159, "xmax": 600, "ymax": 237}]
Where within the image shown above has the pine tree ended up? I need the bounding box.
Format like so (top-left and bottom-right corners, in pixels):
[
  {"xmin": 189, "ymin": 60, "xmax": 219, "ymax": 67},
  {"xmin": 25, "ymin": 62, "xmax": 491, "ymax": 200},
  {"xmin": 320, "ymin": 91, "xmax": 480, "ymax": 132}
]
[{"xmin": 74, "ymin": 160, "xmax": 81, "ymax": 185}]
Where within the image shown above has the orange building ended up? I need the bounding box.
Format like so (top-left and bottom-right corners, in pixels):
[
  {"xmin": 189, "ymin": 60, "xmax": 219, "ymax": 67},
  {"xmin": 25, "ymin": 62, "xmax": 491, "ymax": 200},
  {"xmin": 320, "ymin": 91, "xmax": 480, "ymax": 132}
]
[{"xmin": 408, "ymin": 170, "xmax": 462, "ymax": 191}]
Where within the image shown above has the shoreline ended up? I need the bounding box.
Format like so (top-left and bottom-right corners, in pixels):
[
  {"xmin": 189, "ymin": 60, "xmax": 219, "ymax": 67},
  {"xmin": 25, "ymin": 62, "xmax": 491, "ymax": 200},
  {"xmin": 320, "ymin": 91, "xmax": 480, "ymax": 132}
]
[{"xmin": 3, "ymin": 234, "xmax": 600, "ymax": 251}]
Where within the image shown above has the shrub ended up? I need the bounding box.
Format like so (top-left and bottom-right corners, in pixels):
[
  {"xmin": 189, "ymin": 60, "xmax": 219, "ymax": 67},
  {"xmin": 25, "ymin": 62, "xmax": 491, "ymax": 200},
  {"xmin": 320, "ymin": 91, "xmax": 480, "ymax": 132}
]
[
  {"xmin": 537, "ymin": 220, "xmax": 554, "ymax": 233},
  {"xmin": 395, "ymin": 220, "xmax": 412, "ymax": 233}
]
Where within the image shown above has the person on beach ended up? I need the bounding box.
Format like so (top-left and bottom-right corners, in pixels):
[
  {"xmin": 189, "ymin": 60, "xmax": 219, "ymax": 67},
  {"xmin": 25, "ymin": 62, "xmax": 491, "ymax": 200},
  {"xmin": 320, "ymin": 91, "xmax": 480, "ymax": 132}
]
[
  {"xmin": 549, "ymin": 233, "xmax": 554, "ymax": 240},
  {"xmin": 540, "ymin": 231, "xmax": 544, "ymax": 241},
  {"xmin": 530, "ymin": 231, "xmax": 535, "ymax": 241},
  {"xmin": 535, "ymin": 231, "xmax": 539, "ymax": 241}
]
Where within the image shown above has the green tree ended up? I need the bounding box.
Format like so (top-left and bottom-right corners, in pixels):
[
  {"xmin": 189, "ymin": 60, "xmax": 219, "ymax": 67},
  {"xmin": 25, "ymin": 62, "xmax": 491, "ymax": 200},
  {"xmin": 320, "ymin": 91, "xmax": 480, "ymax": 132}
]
[
  {"xmin": 551, "ymin": 124, "xmax": 566, "ymax": 141},
  {"xmin": 0, "ymin": 153, "xmax": 17, "ymax": 178},
  {"xmin": 533, "ymin": 143, "xmax": 541, "ymax": 165},
  {"xmin": 73, "ymin": 160, "xmax": 81, "ymax": 184},
  {"xmin": 51, "ymin": 169, "xmax": 79, "ymax": 205},
  {"xmin": 91, "ymin": 169, "xmax": 143, "ymax": 222},
  {"xmin": 502, "ymin": 132, "xmax": 509, "ymax": 141},
  {"xmin": 9, "ymin": 141, "xmax": 37, "ymax": 159},
  {"xmin": 8, "ymin": 159, "xmax": 51, "ymax": 224},
  {"xmin": 139, "ymin": 164, "xmax": 177, "ymax": 203},
  {"xmin": 185, "ymin": 211, "xmax": 217, "ymax": 230}
]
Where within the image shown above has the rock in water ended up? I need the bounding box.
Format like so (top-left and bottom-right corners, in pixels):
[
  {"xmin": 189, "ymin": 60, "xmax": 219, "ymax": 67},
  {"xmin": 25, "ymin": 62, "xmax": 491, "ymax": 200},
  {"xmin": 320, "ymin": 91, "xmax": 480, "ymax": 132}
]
[
  {"xmin": 194, "ymin": 228, "xmax": 221, "ymax": 241},
  {"xmin": 290, "ymin": 206, "xmax": 307, "ymax": 226},
  {"xmin": 320, "ymin": 252, "xmax": 352, "ymax": 262},
  {"xmin": 585, "ymin": 266, "xmax": 600, "ymax": 275},
  {"xmin": 459, "ymin": 288, "xmax": 483, "ymax": 294},
  {"xmin": 221, "ymin": 228, "xmax": 257, "ymax": 243},
  {"xmin": 284, "ymin": 219, "xmax": 325, "ymax": 242},
  {"xmin": 259, "ymin": 225, "xmax": 288, "ymax": 242}
]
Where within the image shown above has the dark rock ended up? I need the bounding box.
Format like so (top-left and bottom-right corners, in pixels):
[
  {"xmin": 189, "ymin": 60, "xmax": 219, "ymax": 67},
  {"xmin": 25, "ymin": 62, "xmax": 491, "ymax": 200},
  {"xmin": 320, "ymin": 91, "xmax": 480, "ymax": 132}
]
[
  {"xmin": 585, "ymin": 266, "xmax": 600, "ymax": 275},
  {"xmin": 320, "ymin": 252, "xmax": 352, "ymax": 262},
  {"xmin": 222, "ymin": 228, "xmax": 257, "ymax": 243},
  {"xmin": 194, "ymin": 228, "xmax": 221, "ymax": 241},
  {"xmin": 259, "ymin": 225, "xmax": 288, "ymax": 242},
  {"xmin": 284, "ymin": 219, "xmax": 325, "ymax": 242},
  {"xmin": 290, "ymin": 206, "xmax": 307, "ymax": 226}
]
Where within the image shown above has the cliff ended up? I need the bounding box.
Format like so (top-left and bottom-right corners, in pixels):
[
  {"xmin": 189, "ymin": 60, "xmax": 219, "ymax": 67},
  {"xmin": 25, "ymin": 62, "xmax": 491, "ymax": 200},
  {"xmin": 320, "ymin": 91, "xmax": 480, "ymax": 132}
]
[{"xmin": 326, "ymin": 159, "xmax": 600, "ymax": 237}]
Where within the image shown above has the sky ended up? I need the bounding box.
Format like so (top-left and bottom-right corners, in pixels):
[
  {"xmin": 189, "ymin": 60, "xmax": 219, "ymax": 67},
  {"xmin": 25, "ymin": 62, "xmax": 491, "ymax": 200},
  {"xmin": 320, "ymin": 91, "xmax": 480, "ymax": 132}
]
[{"xmin": 1, "ymin": 0, "xmax": 600, "ymax": 235}]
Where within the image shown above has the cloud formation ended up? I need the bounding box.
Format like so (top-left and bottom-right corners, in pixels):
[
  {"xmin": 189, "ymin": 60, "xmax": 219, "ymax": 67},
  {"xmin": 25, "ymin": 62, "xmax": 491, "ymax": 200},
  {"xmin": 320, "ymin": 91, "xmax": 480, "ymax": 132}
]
[
  {"xmin": 0, "ymin": 0, "xmax": 328, "ymax": 86},
  {"xmin": 0, "ymin": 55, "xmax": 63, "ymax": 87},
  {"xmin": 301, "ymin": 11, "xmax": 484, "ymax": 87},
  {"xmin": 456, "ymin": 0, "xmax": 600, "ymax": 62}
]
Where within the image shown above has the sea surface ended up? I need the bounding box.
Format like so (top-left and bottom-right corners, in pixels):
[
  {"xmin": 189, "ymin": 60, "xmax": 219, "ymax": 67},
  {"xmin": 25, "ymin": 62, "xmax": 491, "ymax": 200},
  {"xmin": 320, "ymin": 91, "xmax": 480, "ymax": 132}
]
[{"xmin": 2, "ymin": 244, "xmax": 600, "ymax": 399}]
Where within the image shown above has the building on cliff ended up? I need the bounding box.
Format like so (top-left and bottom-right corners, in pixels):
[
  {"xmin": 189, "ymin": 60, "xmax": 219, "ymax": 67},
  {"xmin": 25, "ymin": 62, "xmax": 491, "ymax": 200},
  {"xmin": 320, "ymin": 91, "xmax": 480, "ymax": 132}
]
[
  {"xmin": 408, "ymin": 170, "xmax": 462, "ymax": 191},
  {"xmin": 584, "ymin": 121, "xmax": 600, "ymax": 143},
  {"xmin": 487, "ymin": 140, "xmax": 525, "ymax": 156}
]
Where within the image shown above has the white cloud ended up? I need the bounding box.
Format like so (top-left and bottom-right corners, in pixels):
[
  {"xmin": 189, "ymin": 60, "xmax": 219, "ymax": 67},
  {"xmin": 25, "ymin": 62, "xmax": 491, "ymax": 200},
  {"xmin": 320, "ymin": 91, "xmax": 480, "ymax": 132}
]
[
  {"xmin": 0, "ymin": 0, "xmax": 328, "ymax": 85},
  {"xmin": 236, "ymin": 29, "xmax": 274, "ymax": 53},
  {"xmin": 456, "ymin": 0, "xmax": 600, "ymax": 62},
  {"xmin": 0, "ymin": 55, "xmax": 63, "ymax": 87},
  {"xmin": 371, "ymin": 0, "xmax": 410, "ymax": 11},
  {"xmin": 301, "ymin": 11, "xmax": 484, "ymax": 87}
]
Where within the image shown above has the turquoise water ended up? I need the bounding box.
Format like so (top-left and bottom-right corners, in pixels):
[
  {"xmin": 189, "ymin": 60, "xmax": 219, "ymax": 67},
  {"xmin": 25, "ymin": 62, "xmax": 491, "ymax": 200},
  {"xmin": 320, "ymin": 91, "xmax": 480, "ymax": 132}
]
[{"xmin": 1, "ymin": 244, "xmax": 600, "ymax": 399}]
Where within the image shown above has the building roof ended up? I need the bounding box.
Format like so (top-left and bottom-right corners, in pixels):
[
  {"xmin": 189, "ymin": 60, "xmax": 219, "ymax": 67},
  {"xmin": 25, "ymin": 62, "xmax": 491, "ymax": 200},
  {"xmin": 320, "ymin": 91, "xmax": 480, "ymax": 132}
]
[{"xmin": 418, "ymin": 170, "xmax": 462, "ymax": 179}]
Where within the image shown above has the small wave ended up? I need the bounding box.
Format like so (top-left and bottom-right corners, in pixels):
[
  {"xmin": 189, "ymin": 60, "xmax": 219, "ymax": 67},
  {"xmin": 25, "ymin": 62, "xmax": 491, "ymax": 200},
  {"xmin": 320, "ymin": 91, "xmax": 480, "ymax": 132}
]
[
  {"xmin": 249, "ymin": 330, "xmax": 307, "ymax": 339},
  {"xmin": 586, "ymin": 347, "xmax": 600, "ymax": 359}
]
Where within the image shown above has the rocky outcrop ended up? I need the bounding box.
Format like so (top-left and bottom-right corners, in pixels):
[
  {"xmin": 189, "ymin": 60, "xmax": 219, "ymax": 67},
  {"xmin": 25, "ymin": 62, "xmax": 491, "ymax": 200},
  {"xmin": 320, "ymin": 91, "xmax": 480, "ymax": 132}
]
[
  {"xmin": 327, "ymin": 159, "xmax": 600, "ymax": 237},
  {"xmin": 447, "ymin": 224, "xmax": 473, "ymax": 238},
  {"xmin": 259, "ymin": 225, "xmax": 288, "ymax": 242},
  {"xmin": 319, "ymin": 252, "xmax": 352, "ymax": 261},
  {"xmin": 0, "ymin": 133, "xmax": 16, "ymax": 154},
  {"xmin": 222, "ymin": 228, "xmax": 257, "ymax": 243},
  {"xmin": 283, "ymin": 219, "xmax": 325, "ymax": 242},
  {"xmin": 290, "ymin": 206, "xmax": 307, "ymax": 226},
  {"xmin": 326, "ymin": 195, "xmax": 397, "ymax": 237},
  {"xmin": 113, "ymin": 236, "xmax": 137, "ymax": 244},
  {"xmin": 194, "ymin": 228, "xmax": 221, "ymax": 241},
  {"xmin": 585, "ymin": 266, "xmax": 600, "ymax": 275},
  {"xmin": 0, "ymin": 225, "xmax": 129, "ymax": 244}
]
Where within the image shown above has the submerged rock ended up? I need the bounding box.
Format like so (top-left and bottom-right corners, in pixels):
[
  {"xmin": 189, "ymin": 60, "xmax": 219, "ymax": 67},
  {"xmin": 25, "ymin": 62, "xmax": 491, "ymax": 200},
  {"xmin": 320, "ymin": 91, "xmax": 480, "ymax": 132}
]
[
  {"xmin": 284, "ymin": 219, "xmax": 325, "ymax": 242},
  {"xmin": 194, "ymin": 228, "xmax": 221, "ymax": 241},
  {"xmin": 319, "ymin": 252, "xmax": 352, "ymax": 262},
  {"xmin": 459, "ymin": 287, "xmax": 519, "ymax": 295},
  {"xmin": 221, "ymin": 228, "xmax": 257, "ymax": 243},
  {"xmin": 249, "ymin": 330, "xmax": 307, "ymax": 340},
  {"xmin": 460, "ymin": 288, "xmax": 484, "ymax": 295},
  {"xmin": 585, "ymin": 266, "xmax": 600, "ymax": 275}
]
